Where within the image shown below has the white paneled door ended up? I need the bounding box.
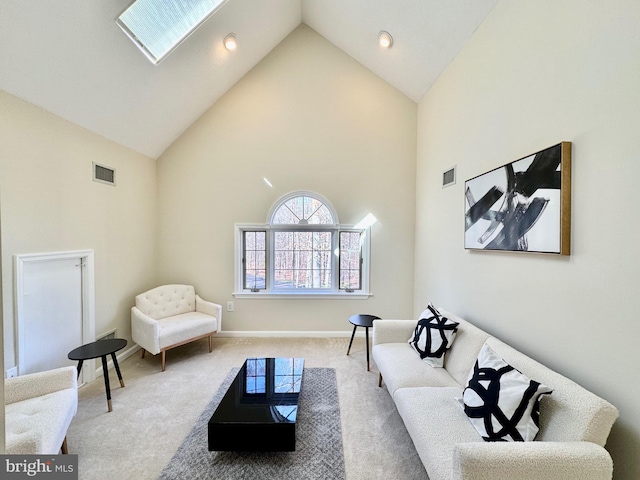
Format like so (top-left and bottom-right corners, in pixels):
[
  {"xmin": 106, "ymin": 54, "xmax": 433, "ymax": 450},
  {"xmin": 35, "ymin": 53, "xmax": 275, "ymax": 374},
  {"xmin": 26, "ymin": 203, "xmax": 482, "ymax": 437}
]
[{"xmin": 15, "ymin": 251, "xmax": 95, "ymax": 380}]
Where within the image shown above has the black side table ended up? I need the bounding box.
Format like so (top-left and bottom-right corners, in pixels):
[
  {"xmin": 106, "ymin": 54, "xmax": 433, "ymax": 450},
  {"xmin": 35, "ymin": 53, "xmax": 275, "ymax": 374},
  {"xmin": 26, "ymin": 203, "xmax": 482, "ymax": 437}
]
[
  {"xmin": 68, "ymin": 338, "xmax": 127, "ymax": 412},
  {"xmin": 346, "ymin": 314, "xmax": 380, "ymax": 371}
]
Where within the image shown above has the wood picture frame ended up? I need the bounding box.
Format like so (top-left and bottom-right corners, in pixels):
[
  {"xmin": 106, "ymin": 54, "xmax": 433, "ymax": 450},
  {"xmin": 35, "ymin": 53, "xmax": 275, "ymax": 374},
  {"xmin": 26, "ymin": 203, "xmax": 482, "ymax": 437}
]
[{"xmin": 464, "ymin": 142, "xmax": 571, "ymax": 255}]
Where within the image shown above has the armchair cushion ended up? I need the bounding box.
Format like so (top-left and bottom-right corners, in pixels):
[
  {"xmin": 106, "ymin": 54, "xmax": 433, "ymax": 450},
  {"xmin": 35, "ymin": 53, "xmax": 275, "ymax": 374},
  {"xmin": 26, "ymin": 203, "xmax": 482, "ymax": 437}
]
[
  {"xmin": 158, "ymin": 311, "xmax": 217, "ymax": 350},
  {"xmin": 5, "ymin": 366, "xmax": 78, "ymax": 454}
]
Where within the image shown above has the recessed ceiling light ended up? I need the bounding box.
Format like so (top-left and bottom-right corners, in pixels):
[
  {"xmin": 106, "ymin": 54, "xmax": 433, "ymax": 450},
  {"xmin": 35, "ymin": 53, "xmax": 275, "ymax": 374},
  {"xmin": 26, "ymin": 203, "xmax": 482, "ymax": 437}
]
[
  {"xmin": 224, "ymin": 33, "xmax": 237, "ymax": 51},
  {"xmin": 379, "ymin": 31, "xmax": 393, "ymax": 48}
]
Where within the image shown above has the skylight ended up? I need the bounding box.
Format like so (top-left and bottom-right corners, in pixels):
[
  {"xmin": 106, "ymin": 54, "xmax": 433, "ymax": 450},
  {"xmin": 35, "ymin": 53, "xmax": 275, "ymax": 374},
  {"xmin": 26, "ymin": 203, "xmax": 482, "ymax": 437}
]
[{"xmin": 116, "ymin": 0, "xmax": 229, "ymax": 65}]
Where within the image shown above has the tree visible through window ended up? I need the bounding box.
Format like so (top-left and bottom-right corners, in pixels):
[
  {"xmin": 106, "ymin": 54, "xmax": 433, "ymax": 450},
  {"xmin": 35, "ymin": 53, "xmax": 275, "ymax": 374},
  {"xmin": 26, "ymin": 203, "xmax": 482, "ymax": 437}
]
[
  {"xmin": 236, "ymin": 192, "xmax": 371, "ymax": 296},
  {"xmin": 243, "ymin": 231, "xmax": 266, "ymax": 290},
  {"xmin": 271, "ymin": 195, "xmax": 334, "ymax": 225},
  {"xmin": 274, "ymin": 231, "xmax": 332, "ymax": 289},
  {"xmin": 339, "ymin": 231, "xmax": 362, "ymax": 290},
  {"xmin": 272, "ymin": 195, "xmax": 335, "ymax": 290}
]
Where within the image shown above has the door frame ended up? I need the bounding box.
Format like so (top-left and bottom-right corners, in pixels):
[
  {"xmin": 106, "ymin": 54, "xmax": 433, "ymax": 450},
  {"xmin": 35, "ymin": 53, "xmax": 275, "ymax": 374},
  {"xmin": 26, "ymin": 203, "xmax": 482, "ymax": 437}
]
[{"xmin": 14, "ymin": 250, "xmax": 96, "ymax": 383}]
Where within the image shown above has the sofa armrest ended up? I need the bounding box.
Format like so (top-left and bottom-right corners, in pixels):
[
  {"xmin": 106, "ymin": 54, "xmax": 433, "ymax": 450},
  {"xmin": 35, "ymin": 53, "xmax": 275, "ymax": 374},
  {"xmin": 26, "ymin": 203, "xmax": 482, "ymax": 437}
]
[
  {"xmin": 452, "ymin": 441, "xmax": 613, "ymax": 480},
  {"xmin": 373, "ymin": 320, "xmax": 416, "ymax": 346},
  {"xmin": 5, "ymin": 366, "xmax": 77, "ymax": 405},
  {"xmin": 131, "ymin": 306, "xmax": 160, "ymax": 354},
  {"xmin": 195, "ymin": 295, "xmax": 222, "ymax": 330}
]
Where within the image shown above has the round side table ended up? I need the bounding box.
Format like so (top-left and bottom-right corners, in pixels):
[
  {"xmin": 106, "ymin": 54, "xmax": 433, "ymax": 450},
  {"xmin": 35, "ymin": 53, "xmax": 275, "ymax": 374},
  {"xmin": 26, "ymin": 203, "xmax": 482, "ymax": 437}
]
[
  {"xmin": 68, "ymin": 338, "xmax": 127, "ymax": 412},
  {"xmin": 346, "ymin": 314, "xmax": 380, "ymax": 371}
]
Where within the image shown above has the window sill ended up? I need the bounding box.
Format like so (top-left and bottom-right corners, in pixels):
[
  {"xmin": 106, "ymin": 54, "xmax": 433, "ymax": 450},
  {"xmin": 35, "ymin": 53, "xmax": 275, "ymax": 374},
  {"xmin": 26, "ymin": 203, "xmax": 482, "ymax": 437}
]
[{"xmin": 233, "ymin": 292, "xmax": 372, "ymax": 300}]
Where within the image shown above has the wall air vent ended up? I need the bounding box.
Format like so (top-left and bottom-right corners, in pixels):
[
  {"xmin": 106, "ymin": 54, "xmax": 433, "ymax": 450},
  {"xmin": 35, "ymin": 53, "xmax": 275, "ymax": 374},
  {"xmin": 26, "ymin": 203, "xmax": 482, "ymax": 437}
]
[
  {"xmin": 93, "ymin": 163, "xmax": 116, "ymax": 186},
  {"xmin": 442, "ymin": 166, "xmax": 456, "ymax": 188},
  {"xmin": 97, "ymin": 328, "xmax": 117, "ymax": 341}
]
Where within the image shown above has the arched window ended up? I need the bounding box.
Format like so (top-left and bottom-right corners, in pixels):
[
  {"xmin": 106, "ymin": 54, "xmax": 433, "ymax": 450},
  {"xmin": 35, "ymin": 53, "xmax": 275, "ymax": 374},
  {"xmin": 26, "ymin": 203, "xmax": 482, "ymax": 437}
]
[
  {"xmin": 235, "ymin": 191, "xmax": 371, "ymax": 297},
  {"xmin": 269, "ymin": 192, "xmax": 338, "ymax": 225}
]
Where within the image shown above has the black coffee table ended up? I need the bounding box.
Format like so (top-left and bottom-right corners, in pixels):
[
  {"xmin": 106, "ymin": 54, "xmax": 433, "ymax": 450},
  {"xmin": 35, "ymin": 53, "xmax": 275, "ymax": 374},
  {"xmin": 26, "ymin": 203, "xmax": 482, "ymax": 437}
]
[
  {"xmin": 68, "ymin": 338, "xmax": 127, "ymax": 412},
  {"xmin": 208, "ymin": 357, "xmax": 304, "ymax": 452}
]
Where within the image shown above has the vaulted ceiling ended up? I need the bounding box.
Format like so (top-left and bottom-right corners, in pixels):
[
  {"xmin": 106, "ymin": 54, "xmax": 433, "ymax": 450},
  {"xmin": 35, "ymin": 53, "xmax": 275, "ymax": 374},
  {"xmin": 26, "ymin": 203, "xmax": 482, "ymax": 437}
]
[{"xmin": 0, "ymin": 0, "xmax": 498, "ymax": 158}]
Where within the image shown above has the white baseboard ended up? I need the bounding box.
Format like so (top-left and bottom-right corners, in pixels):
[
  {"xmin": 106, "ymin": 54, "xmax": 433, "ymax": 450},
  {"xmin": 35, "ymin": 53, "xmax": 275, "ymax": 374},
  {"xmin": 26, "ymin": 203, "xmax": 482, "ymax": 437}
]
[
  {"xmin": 90, "ymin": 331, "xmax": 365, "ymax": 378},
  {"xmin": 216, "ymin": 330, "xmax": 361, "ymax": 338}
]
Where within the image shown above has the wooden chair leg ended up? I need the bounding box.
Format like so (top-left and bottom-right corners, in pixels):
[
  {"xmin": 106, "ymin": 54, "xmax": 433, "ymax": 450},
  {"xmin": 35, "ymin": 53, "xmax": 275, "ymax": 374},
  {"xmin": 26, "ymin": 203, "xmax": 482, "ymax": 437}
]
[
  {"xmin": 61, "ymin": 437, "xmax": 68, "ymax": 454},
  {"xmin": 209, "ymin": 334, "xmax": 213, "ymax": 352},
  {"xmin": 161, "ymin": 351, "xmax": 166, "ymax": 372},
  {"xmin": 141, "ymin": 349, "xmax": 146, "ymax": 358},
  {"xmin": 378, "ymin": 373, "xmax": 383, "ymax": 388}
]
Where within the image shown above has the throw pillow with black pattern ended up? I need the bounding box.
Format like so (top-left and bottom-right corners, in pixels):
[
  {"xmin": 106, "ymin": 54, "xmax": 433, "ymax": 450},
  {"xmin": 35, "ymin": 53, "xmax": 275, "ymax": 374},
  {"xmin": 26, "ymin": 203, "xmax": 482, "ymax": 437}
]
[
  {"xmin": 408, "ymin": 304, "xmax": 459, "ymax": 367},
  {"xmin": 460, "ymin": 343, "xmax": 552, "ymax": 442}
]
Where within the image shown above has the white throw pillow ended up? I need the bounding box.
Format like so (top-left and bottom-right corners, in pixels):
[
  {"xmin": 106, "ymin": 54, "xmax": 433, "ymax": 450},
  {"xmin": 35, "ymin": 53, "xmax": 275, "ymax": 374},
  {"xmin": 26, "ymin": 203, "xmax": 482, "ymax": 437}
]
[
  {"xmin": 459, "ymin": 343, "xmax": 552, "ymax": 442},
  {"xmin": 408, "ymin": 304, "xmax": 459, "ymax": 368}
]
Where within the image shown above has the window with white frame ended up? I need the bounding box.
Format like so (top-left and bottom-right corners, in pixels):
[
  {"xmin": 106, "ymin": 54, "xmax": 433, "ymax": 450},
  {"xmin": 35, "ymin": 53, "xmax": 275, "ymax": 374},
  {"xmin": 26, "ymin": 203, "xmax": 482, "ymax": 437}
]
[{"xmin": 235, "ymin": 192, "xmax": 371, "ymax": 298}]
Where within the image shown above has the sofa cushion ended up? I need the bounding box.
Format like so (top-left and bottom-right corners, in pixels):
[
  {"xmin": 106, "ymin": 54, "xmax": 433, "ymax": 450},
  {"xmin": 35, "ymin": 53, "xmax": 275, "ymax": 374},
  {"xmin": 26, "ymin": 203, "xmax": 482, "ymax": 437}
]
[
  {"xmin": 394, "ymin": 386, "xmax": 482, "ymax": 480},
  {"xmin": 158, "ymin": 311, "xmax": 217, "ymax": 349},
  {"xmin": 460, "ymin": 343, "xmax": 552, "ymax": 442},
  {"xmin": 437, "ymin": 310, "xmax": 492, "ymax": 385},
  {"xmin": 135, "ymin": 284, "xmax": 196, "ymax": 320},
  {"xmin": 373, "ymin": 343, "xmax": 460, "ymax": 396},
  {"xmin": 409, "ymin": 304, "xmax": 459, "ymax": 368},
  {"xmin": 5, "ymin": 388, "xmax": 77, "ymax": 454}
]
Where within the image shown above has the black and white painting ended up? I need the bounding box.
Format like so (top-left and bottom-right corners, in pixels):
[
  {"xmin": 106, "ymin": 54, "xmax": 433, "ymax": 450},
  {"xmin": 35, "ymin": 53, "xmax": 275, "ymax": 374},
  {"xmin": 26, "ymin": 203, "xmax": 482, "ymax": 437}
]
[{"xmin": 464, "ymin": 142, "xmax": 571, "ymax": 255}]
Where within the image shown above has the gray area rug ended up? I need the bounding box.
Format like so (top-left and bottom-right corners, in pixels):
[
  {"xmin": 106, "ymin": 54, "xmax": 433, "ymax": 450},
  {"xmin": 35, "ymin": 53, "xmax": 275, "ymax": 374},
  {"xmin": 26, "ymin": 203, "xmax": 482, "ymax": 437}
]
[{"xmin": 158, "ymin": 367, "xmax": 345, "ymax": 480}]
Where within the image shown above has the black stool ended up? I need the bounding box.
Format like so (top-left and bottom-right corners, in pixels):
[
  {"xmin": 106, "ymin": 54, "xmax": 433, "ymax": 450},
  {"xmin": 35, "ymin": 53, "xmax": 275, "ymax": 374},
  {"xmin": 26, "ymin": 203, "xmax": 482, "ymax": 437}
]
[
  {"xmin": 346, "ymin": 314, "xmax": 380, "ymax": 371},
  {"xmin": 68, "ymin": 338, "xmax": 127, "ymax": 412}
]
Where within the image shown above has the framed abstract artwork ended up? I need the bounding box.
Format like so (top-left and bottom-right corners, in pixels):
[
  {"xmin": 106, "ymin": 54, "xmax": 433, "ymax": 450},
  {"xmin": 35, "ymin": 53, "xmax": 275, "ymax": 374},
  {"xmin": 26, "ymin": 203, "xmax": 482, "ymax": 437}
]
[{"xmin": 464, "ymin": 142, "xmax": 571, "ymax": 255}]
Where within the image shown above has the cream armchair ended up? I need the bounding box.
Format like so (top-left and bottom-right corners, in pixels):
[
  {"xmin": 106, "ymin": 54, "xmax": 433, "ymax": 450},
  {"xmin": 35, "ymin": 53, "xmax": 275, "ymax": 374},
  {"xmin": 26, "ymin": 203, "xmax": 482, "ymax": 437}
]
[
  {"xmin": 5, "ymin": 366, "xmax": 78, "ymax": 454},
  {"xmin": 131, "ymin": 284, "xmax": 221, "ymax": 371}
]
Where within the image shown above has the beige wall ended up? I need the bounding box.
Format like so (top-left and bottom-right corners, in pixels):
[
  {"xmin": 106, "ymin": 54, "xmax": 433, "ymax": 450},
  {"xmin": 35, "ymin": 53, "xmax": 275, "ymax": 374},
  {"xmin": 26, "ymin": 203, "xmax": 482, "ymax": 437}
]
[
  {"xmin": 0, "ymin": 197, "xmax": 4, "ymax": 453},
  {"xmin": 0, "ymin": 90, "xmax": 158, "ymax": 370},
  {"xmin": 156, "ymin": 24, "xmax": 417, "ymax": 331},
  {"xmin": 415, "ymin": 1, "xmax": 640, "ymax": 478}
]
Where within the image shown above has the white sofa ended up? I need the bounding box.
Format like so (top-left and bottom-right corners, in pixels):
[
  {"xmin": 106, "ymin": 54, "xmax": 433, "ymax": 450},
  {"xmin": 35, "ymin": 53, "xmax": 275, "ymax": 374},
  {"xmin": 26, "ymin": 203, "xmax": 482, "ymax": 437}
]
[
  {"xmin": 132, "ymin": 284, "xmax": 221, "ymax": 371},
  {"xmin": 372, "ymin": 310, "xmax": 619, "ymax": 480},
  {"xmin": 5, "ymin": 366, "xmax": 78, "ymax": 454}
]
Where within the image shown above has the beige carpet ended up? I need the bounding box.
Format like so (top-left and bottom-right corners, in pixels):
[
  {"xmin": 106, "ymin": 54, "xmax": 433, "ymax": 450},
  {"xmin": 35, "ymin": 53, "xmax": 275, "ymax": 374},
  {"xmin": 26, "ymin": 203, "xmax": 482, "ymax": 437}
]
[{"xmin": 67, "ymin": 336, "xmax": 428, "ymax": 480}]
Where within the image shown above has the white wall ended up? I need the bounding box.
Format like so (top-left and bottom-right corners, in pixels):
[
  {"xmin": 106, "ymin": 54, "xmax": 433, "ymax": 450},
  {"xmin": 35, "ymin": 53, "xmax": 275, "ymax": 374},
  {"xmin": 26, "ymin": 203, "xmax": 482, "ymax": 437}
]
[
  {"xmin": 415, "ymin": 1, "xmax": 640, "ymax": 478},
  {"xmin": 0, "ymin": 90, "xmax": 158, "ymax": 371},
  {"xmin": 156, "ymin": 24, "xmax": 417, "ymax": 331}
]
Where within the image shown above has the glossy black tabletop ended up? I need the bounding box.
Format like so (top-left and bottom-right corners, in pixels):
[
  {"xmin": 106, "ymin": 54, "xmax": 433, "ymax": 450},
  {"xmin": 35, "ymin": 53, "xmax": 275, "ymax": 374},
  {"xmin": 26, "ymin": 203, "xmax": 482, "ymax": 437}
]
[
  {"xmin": 211, "ymin": 357, "xmax": 303, "ymax": 423},
  {"xmin": 208, "ymin": 357, "xmax": 304, "ymax": 451},
  {"xmin": 68, "ymin": 338, "xmax": 128, "ymax": 361}
]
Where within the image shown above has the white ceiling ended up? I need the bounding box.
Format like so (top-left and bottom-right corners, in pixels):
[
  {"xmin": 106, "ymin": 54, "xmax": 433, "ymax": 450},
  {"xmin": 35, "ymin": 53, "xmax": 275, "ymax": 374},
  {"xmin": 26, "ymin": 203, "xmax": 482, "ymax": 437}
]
[{"xmin": 0, "ymin": 0, "xmax": 498, "ymax": 158}]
